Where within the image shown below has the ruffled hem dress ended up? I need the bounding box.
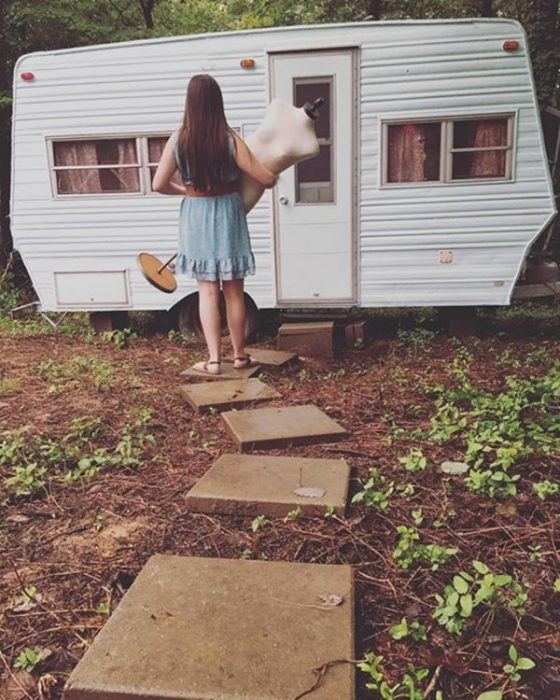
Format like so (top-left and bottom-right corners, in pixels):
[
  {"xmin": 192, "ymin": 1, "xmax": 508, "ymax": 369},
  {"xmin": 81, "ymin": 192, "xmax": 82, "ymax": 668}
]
[{"xmin": 172, "ymin": 129, "xmax": 256, "ymax": 281}]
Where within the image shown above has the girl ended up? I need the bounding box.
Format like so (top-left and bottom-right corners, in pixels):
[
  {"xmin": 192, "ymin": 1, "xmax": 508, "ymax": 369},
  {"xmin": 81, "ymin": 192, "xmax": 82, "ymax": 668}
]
[{"xmin": 153, "ymin": 73, "xmax": 277, "ymax": 375}]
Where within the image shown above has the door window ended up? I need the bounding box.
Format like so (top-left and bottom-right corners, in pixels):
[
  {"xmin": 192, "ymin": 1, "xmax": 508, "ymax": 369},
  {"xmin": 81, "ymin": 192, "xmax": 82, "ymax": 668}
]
[{"xmin": 293, "ymin": 77, "xmax": 334, "ymax": 203}]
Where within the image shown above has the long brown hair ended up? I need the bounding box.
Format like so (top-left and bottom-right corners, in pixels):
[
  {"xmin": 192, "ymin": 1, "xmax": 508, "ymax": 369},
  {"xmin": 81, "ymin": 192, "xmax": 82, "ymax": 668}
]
[{"xmin": 177, "ymin": 74, "xmax": 235, "ymax": 191}]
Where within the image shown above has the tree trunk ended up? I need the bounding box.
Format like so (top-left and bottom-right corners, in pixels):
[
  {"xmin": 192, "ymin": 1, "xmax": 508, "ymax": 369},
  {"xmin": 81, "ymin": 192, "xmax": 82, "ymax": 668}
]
[
  {"xmin": 138, "ymin": 0, "xmax": 155, "ymax": 29},
  {"xmin": 368, "ymin": 0, "xmax": 384, "ymax": 20},
  {"xmin": 525, "ymin": 0, "xmax": 560, "ymax": 109},
  {"xmin": 481, "ymin": 0, "xmax": 495, "ymax": 16}
]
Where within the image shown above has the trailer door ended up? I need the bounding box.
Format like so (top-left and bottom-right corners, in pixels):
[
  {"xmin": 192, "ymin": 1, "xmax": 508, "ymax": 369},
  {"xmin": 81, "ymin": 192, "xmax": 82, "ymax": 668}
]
[{"xmin": 269, "ymin": 50, "xmax": 356, "ymax": 305}]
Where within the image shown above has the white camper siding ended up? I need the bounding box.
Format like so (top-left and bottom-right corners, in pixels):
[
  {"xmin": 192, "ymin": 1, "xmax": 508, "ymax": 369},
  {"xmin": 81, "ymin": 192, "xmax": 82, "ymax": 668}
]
[
  {"xmin": 11, "ymin": 19, "xmax": 556, "ymax": 312},
  {"xmin": 357, "ymin": 20, "xmax": 555, "ymax": 306},
  {"xmin": 11, "ymin": 38, "xmax": 276, "ymax": 311}
]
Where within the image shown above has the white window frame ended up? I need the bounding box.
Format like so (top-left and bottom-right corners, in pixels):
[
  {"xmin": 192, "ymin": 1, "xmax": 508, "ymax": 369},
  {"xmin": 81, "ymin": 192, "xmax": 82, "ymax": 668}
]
[{"xmin": 379, "ymin": 111, "xmax": 517, "ymax": 188}]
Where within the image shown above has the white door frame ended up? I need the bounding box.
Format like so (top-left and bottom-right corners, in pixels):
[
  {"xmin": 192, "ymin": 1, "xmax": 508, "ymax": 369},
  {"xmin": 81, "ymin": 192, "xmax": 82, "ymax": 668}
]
[{"xmin": 268, "ymin": 48, "xmax": 359, "ymax": 306}]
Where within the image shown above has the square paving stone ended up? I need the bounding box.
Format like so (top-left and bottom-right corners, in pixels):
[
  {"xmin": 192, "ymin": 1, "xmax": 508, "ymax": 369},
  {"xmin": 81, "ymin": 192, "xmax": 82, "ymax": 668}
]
[
  {"xmin": 181, "ymin": 362, "xmax": 261, "ymax": 381},
  {"xmin": 224, "ymin": 347, "xmax": 298, "ymax": 367},
  {"xmin": 178, "ymin": 379, "xmax": 281, "ymax": 414},
  {"xmin": 186, "ymin": 453, "xmax": 350, "ymax": 517},
  {"xmin": 64, "ymin": 554, "xmax": 355, "ymax": 700},
  {"xmin": 221, "ymin": 404, "xmax": 349, "ymax": 452}
]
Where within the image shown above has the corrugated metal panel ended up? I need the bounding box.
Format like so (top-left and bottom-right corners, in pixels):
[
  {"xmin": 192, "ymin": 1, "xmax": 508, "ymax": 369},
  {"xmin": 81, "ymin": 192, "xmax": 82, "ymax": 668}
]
[{"xmin": 11, "ymin": 19, "xmax": 556, "ymax": 311}]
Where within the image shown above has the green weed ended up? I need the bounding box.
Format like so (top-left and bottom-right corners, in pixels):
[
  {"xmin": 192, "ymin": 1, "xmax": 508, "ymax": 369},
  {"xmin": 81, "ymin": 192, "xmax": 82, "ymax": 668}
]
[
  {"xmin": 433, "ymin": 561, "xmax": 528, "ymax": 636},
  {"xmin": 352, "ymin": 468, "xmax": 394, "ymax": 511},
  {"xmin": 392, "ymin": 525, "xmax": 458, "ymax": 571}
]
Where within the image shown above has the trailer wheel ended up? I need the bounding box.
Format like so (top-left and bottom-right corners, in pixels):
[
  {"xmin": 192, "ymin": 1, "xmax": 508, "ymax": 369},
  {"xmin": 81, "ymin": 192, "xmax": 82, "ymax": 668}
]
[{"xmin": 174, "ymin": 292, "xmax": 259, "ymax": 342}]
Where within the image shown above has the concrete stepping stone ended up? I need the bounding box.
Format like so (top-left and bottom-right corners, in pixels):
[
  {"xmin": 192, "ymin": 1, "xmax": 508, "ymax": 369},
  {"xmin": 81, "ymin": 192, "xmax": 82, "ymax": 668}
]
[
  {"xmin": 178, "ymin": 378, "xmax": 281, "ymax": 414},
  {"xmin": 181, "ymin": 361, "xmax": 261, "ymax": 381},
  {"xmin": 186, "ymin": 453, "xmax": 350, "ymax": 517},
  {"xmin": 64, "ymin": 554, "xmax": 355, "ymax": 700},
  {"xmin": 225, "ymin": 347, "xmax": 298, "ymax": 367},
  {"xmin": 221, "ymin": 403, "xmax": 349, "ymax": 452}
]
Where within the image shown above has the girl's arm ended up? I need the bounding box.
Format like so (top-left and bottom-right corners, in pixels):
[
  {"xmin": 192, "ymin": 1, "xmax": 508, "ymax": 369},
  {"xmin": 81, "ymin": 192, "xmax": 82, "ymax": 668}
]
[
  {"xmin": 232, "ymin": 132, "xmax": 278, "ymax": 188},
  {"xmin": 152, "ymin": 132, "xmax": 187, "ymax": 195}
]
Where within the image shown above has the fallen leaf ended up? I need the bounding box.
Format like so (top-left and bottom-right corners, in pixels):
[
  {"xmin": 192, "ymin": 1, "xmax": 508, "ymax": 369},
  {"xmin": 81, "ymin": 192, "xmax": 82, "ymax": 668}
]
[
  {"xmin": 441, "ymin": 461, "xmax": 470, "ymax": 475},
  {"xmin": 6, "ymin": 514, "xmax": 31, "ymax": 523},
  {"xmin": 0, "ymin": 670, "xmax": 36, "ymax": 700},
  {"xmin": 294, "ymin": 487, "xmax": 326, "ymax": 498},
  {"xmin": 319, "ymin": 594, "xmax": 344, "ymax": 606},
  {"xmin": 38, "ymin": 674, "xmax": 58, "ymax": 700},
  {"xmin": 496, "ymin": 503, "xmax": 517, "ymax": 517}
]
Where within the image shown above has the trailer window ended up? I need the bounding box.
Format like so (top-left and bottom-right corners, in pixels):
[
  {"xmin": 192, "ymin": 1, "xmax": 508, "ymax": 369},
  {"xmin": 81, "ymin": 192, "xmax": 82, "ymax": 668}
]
[
  {"xmin": 147, "ymin": 136, "xmax": 183, "ymax": 189},
  {"xmin": 450, "ymin": 118, "xmax": 509, "ymax": 179},
  {"xmin": 294, "ymin": 78, "xmax": 334, "ymax": 203},
  {"xmin": 53, "ymin": 138, "xmax": 140, "ymax": 194},
  {"xmin": 382, "ymin": 115, "xmax": 513, "ymax": 186}
]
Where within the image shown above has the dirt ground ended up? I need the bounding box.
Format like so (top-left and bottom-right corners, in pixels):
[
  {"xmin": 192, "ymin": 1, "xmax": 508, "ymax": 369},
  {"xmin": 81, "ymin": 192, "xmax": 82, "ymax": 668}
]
[{"xmin": 0, "ymin": 307, "xmax": 559, "ymax": 699}]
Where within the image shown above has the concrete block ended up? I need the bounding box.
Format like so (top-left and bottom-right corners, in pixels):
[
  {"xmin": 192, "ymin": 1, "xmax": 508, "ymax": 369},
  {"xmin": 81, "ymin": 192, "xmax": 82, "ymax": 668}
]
[{"xmin": 277, "ymin": 322, "xmax": 334, "ymax": 359}]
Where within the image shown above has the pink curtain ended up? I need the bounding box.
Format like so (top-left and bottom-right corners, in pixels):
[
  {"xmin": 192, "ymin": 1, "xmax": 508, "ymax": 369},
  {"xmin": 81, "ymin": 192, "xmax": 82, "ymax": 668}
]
[
  {"xmin": 468, "ymin": 120, "xmax": 507, "ymax": 177},
  {"xmin": 54, "ymin": 139, "xmax": 139, "ymax": 193},
  {"xmin": 115, "ymin": 140, "xmax": 139, "ymax": 190},
  {"xmin": 388, "ymin": 123, "xmax": 426, "ymax": 182},
  {"xmin": 148, "ymin": 136, "xmax": 182, "ymax": 187},
  {"xmin": 54, "ymin": 142, "xmax": 102, "ymax": 194}
]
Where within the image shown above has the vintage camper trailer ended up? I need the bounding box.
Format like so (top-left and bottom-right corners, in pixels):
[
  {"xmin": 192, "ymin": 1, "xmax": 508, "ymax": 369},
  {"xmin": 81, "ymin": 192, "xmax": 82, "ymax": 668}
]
[{"xmin": 10, "ymin": 18, "xmax": 557, "ymax": 329}]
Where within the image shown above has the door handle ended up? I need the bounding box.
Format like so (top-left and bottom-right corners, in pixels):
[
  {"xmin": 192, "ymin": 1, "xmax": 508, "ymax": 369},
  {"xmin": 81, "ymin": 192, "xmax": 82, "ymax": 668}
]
[{"xmin": 279, "ymin": 195, "xmax": 288, "ymax": 205}]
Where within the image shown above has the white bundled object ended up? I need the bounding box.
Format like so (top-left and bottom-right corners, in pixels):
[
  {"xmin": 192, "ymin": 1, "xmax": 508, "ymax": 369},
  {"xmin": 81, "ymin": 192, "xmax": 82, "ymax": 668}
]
[{"xmin": 241, "ymin": 98, "xmax": 321, "ymax": 213}]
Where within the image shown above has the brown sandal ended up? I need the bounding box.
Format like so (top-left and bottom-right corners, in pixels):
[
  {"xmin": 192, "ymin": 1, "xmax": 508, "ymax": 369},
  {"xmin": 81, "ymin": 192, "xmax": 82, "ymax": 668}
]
[
  {"xmin": 233, "ymin": 354, "xmax": 257, "ymax": 369},
  {"xmin": 193, "ymin": 360, "xmax": 221, "ymax": 375}
]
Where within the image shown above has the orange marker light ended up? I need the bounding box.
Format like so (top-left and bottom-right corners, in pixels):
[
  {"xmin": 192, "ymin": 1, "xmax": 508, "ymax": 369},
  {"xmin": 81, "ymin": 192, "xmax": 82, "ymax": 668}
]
[
  {"xmin": 502, "ymin": 40, "xmax": 519, "ymax": 51},
  {"xmin": 240, "ymin": 59, "xmax": 255, "ymax": 69},
  {"xmin": 21, "ymin": 72, "xmax": 35, "ymax": 81}
]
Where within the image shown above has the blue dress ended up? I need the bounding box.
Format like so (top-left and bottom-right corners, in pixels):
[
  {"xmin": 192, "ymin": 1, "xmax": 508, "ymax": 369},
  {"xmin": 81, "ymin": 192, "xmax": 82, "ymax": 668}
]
[{"xmin": 172, "ymin": 129, "xmax": 256, "ymax": 281}]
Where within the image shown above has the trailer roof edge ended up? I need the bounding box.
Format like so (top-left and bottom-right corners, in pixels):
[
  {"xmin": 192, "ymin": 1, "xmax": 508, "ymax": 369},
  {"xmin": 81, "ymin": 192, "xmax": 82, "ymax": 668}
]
[{"xmin": 13, "ymin": 17, "xmax": 524, "ymax": 62}]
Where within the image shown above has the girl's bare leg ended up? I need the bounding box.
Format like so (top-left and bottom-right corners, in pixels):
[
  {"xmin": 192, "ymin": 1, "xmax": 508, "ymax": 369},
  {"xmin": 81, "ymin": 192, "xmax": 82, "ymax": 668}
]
[
  {"xmin": 197, "ymin": 280, "xmax": 222, "ymax": 362},
  {"xmin": 222, "ymin": 278, "xmax": 246, "ymax": 360}
]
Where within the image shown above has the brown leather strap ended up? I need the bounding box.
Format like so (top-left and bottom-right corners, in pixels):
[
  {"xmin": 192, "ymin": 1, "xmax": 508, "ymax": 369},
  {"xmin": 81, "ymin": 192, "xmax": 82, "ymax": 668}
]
[{"xmin": 183, "ymin": 182, "xmax": 239, "ymax": 197}]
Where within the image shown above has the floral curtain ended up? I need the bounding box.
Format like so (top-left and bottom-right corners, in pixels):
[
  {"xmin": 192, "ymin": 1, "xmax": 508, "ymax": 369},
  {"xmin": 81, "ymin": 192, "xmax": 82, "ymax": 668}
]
[
  {"xmin": 461, "ymin": 119, "xmax": 508, "ymax": 178},
  {"xmin": 387, "ymin": 123, "xmax": 440, "ymax": 182}
]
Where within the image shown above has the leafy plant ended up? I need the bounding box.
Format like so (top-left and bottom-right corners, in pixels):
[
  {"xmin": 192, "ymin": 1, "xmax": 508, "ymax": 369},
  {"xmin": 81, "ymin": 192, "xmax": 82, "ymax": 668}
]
[
  {"xmin": 284, "ymin": 506, "xmax": 301, "ymax": 522},
  {"xmin": 13, "ymin": 647, "xmax": 50, "ymax": 673},
  {"xmin": 389, "ymin": 617, "xmax": 427, "ymax": 642},
  {"xmin": 433, "ymin": 561, "xmax": 528, "ymax": 636},
  {"xmin": 532, "ymin": 480, "xmax": 559, "ymax": 500},
  {"xmin": 352, "ymin": 468, "xmax": 394, "ymax": 511},
  {"xmin": 101, "ymin": 327, "xmax": 137, "ymax": 349},
  {"xmin": 1, "ymin": 410, "xmax": 155, "ymax": 497},
  {"xmin": 503, "ymin": 644, "xmax": 535, "ymax": 682},
  {"xmin": 398, "ymin": 448, "xmax": 429, "ymax": 473},
  {"xmin": 251, "ymin": 515, "xmax": 269, "ymax": 532},
  {"xmin": 426, "ymin": 362, "xmax": 560, "ymax": 498},
  {"xmin": 397, "ymin": 327, "xmax": 437, "ymax": 353},
  {"xmin": 357, "ymin": 653, "xmax": 429, "ymax": 699},
  {"xmin": 392, "ymin": 525, "xmax": 458, "ymax": 571}
]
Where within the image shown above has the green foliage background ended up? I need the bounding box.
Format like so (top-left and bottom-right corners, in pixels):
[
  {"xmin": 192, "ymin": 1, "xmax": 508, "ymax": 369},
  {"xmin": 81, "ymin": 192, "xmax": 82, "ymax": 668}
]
[{"xmin": 0, "ymin": 0, "xmax": 559, "ymax": 262}]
